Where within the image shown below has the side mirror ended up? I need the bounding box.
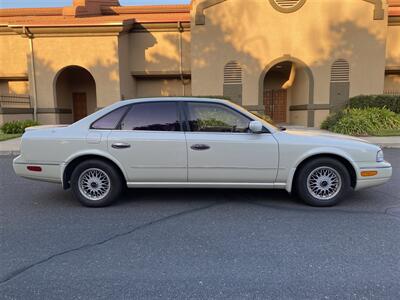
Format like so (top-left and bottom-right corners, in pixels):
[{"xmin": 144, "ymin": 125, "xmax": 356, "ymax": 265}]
[{"xmin": 249, "ymin": 121, "xmax": 263, "ymax": 133}]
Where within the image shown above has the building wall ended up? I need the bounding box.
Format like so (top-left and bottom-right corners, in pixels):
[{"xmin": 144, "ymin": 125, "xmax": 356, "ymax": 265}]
[
  {"xmin": 386, "ymin": 25, "xmax": 400, "ymax": 68},
  {"xmin": 129, "ymin": 29, "xmax": 191, "ymax": 74},
  {"xmin": 191, "ymin": 0, "xmax": 388, "ymax": 126},
  {"xmin": 129, "ymin": 27, "xmax": 192, "ymax": 98},
  {"xmin": 7, "ymin": 81, "xmax": 29, "ymax": 95},
  {"xmin": 118, "ymin": 33, "xmax": 136, "ymax": 100},
  {"xmin": 33, "ymin": 35, "xmax": 120, "ymax": 107},
  {"xmin": 136, "ymin": 78, "xmax": 192, "ymax": 98},
  {"xmin": 0, "ymin": 33, "xmax": 29, "ymax": 76}
]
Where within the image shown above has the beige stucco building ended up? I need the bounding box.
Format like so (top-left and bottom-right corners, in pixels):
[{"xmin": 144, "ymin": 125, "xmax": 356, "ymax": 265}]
[{"xmin": 0, "ymin": 0, "xmax": 399, "ymax": 127}]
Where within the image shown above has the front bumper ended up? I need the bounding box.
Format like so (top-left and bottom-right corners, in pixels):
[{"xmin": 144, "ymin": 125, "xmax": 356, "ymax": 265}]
[
  {"xmin": 354, "ymin": 161, "xmax": 392, "ymax": 191},
  {"xmin": 13, "ymin": 155, "xmax": 62, "ymax": 184}
]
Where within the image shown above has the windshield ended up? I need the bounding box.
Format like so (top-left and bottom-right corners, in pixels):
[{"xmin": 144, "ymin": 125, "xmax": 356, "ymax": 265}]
[{"xmin": 227, "ymin": 102, "xmax": 280, "ymax": 131}]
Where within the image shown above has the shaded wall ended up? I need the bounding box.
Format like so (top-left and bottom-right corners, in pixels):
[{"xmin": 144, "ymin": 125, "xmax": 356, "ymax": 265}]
[
  {"xmin": 0, "ymin": 34, "xmax": 28, "ymax": 76},
  {"xmin": 191, "ymin": 0, "xmax": 388, "ymax": 126},
  {"xmin": 129, "ymin": 29, "xmax": 191, "ymax": 74},
  {"xmin": 32, "ymin": 35, "xmax": 121, "ymax": 124},
  {"xmin": 386, "ymin": 26, "xmax": 400, "ymax": 68}
]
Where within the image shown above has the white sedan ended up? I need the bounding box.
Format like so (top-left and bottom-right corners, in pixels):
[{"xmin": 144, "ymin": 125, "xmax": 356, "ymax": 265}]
[{"xmin": 13, "ymin": 98, "xmax": 392, "ymax": 207}]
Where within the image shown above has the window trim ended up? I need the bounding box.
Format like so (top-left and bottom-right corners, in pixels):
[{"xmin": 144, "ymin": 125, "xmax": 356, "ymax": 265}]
[{"xmin": 90, "ymin": 100, "xmax": 271, "ymax": 134}]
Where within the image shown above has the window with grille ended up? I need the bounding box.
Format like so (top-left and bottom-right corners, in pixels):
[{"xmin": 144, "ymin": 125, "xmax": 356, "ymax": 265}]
[
  {"xmin": 224, "ymin": 61, "xmax": 242, "ymax": 85},
  {"xmin": 331, "ymin": 59, "xmax": 350, "ymax": 82}
]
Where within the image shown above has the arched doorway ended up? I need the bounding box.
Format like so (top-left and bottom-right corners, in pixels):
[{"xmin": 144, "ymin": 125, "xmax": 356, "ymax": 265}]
[
  {"xmin": 55, "ymin": 66, "xmax": 97, "ymax": 123},
  {"xmin": 260, "ymin": 58, "xmax": 314, "ymax": 126}
]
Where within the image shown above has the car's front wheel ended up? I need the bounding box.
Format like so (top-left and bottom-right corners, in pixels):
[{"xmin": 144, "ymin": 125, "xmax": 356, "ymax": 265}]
[
  {"xmin": 70, "ymin": 159, "xmax": 123, "ymax": 207},
  {"xmin": 295, "ymin": 157, "xmax": 351, "ymax": 207}
]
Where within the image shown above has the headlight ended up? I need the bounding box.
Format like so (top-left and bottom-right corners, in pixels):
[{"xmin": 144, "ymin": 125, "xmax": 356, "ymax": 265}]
[{"xmin": 376, "ymin": 149, "xmax": 384, "ymax": 162}]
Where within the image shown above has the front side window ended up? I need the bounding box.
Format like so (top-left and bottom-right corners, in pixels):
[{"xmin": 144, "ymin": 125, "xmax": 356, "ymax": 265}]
[
  {"xmin": 187, "ymin": 102, "xmax": 251, "ymax": 133},
  {"xmin": 120, "ymin": 102, "xmax": 181, "ymax": 131},
  {"xmin": 91, "ymin": 105, "xmax": 130, "ymax": 130}
]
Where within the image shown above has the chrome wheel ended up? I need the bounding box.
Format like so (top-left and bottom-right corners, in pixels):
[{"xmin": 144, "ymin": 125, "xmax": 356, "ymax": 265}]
[
  {"xmin": 306, "ymin": 166, "xmax": 342, "ymax": 200},
  {"xmin": 78, "ymin": 168, "xmax": 111, "ymax": 201}
]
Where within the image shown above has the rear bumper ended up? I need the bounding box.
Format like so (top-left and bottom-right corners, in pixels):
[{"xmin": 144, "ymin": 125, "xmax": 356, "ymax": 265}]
[
  {"xmin": 354, "ymin": 161, "xmax": 392, "ymax": 191},
  {"xmin": 13, "ymin": 155, "xmax": 62, "ymax": 184}
]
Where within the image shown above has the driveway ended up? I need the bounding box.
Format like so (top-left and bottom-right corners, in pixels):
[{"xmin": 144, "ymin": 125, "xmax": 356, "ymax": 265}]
[{"xmin": 1, "ymin": 150, "xmax": 400, "ymax": 299}]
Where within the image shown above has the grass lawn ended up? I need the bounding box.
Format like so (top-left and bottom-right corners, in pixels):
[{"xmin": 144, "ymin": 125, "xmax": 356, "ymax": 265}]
[{"xmin": 0, "ymin": 131, "xmax": 22, "ymax": 142}]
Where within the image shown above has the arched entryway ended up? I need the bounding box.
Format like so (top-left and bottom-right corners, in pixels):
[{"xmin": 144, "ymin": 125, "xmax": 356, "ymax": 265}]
[
  {"xmin": 55, "ymin": 66, "xmax": 97, "ymax": 123},
  {"xmin": 259, "ymin": 57, "xmax": 314, "ymax": 126}
]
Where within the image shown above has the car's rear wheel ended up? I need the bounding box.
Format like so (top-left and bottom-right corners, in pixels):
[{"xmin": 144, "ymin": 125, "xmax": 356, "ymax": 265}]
[
  {"xmin": 295, "ymin": 157, "xmax": 351, "ymax": 207},
  {"xmin": 70, "ymin": 159, "xmax": 123, "ymax": 207}
]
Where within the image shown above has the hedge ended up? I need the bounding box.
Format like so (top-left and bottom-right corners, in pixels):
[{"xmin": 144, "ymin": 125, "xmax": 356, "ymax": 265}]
[
  {"xmin": 349, "ymin": 95, "xmax": 400, "ymax": 114},
  {"xmin": 321, "ymin": 107, "xmax": 400, "ymax": 136},
  {"xmin": 1, "ymin": 120, "xmax": 40, "ymax": 134}
]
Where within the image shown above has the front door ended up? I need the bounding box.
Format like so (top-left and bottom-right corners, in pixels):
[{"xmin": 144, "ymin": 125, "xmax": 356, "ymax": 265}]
[
  {"xmin": 264, "ymin": 89, "xmax": 287, "ymax": 124},
  {"xmin": 185, "ymin": 102, "xmax": 279, "ymax": 183},
  {"xmin": 73, "ymin": 92, "xmax": 87, "ymax": 122},
  {"xmin": 108, "ymin": 101, "xmax": 187, "ymax": 182}
]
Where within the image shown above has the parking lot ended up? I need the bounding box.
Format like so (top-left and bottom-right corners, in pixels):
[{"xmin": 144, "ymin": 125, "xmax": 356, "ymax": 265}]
[{"xmin": 1, "ymin": 150, "xmax": 400, "ymax": 299}]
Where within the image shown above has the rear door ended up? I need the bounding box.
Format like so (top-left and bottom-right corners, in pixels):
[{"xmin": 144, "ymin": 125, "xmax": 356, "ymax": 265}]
[
  {"xmin": 107, "ymin": 101, "xmax": 187, "ymax": 182},
  {"xmin": 184, "ymin": 101, "xmax": 279, "ymax": 183}
]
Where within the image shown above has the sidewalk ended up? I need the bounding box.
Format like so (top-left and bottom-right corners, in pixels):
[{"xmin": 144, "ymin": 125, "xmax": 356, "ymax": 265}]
[
  {"xmin": 362, "ymin": 136, "xmax": 400, "ymax": 149},
  {"xmin": 0, "ymin": 131, "xmax": 399, "ymax": 156},
  {"xmin": 0, "ymin": 137, "xmax": 21, "ymax": 155}
]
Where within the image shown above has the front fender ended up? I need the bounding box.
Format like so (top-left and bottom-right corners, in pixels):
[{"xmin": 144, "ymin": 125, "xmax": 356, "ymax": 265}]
[{"xmin": 285, "ymin": 147, "xmax": 358, "ymax": 193}]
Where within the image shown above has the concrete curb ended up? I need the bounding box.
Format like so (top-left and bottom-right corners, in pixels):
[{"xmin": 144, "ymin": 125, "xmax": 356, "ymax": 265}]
[
  {"xmin": 0, "ymin": 151, "xmax": 20, "ymax": 156},
  {"xmin": 375, "ymin": 145, "xmax": 400, "ymax": 149}
]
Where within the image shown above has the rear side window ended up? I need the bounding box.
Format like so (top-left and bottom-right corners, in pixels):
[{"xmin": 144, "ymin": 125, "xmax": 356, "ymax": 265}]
[
  {"xmin": 91, "ymin": 105, "xmax": 130, "ymax": 130},
  {"xmin": 120, "ymin": 102, "xmax": 181, "ymax": 131}
]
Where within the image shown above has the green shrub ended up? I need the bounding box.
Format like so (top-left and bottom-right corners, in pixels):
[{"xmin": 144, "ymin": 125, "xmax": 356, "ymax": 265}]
[
  {"xmin": 349, "ymin": 95, "xmax": 400, "ymax": 113},
  {"xmin": 321, "ymin": 108, "xmax": 400, "ymax": 136},
  {"xmin": 1, "ymin": 120, "xmax": 40, "ymax": 134},
  {"xmin": 321, "ymin": 110, "xmax": 345, "ymax": 130}
]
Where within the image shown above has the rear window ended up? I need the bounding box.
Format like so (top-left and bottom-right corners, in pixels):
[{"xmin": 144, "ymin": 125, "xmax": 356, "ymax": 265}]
[
  {"xmin": 91, "ymin": 105, "xmax": 130, "ymax": 130},
  {"xmin": 120, "ymin": 102, "xmax": 180, "ymax": 131}
]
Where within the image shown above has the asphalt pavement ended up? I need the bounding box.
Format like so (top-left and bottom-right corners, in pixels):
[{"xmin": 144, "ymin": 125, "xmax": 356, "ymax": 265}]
[{"xmin": 0, "ymin": 150, "xmax": 400, "ymax": 299}]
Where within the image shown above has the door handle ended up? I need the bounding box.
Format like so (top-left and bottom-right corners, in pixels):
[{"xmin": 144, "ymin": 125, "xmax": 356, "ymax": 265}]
[
  {"xmin": 191, "ymin": 144, "xmax": 210, "ymax": 151},
  {"xmin": 112, "ymin": 142, "xmax": 131, "ymax": 149}
]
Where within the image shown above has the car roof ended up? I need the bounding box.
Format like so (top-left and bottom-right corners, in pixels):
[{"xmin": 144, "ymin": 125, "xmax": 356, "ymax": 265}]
[{"xmin": 120, "ymin": 97, "xmax": 231, "ymax": 105}]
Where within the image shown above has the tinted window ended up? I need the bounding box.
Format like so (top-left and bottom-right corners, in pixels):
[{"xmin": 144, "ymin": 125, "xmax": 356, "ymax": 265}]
[
  {"xmin": 187, "ymin": 102, "xmax": 250, "ymax": 133},
  {"xmin": 91, "ymin": 105, "xmax": 130, "ymax": 130},
  {"xmin": 120, "ymin": 102, "xmax": 180, "ymax": 131}
]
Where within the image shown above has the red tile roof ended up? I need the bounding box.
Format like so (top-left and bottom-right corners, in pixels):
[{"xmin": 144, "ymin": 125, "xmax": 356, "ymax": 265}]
[
  {"xmin": 0, "ymin": 0, "xmax": 398, "ymax": 27},
  {"xmin": 0, "ymin": 4, "xmax": 190, "ymax": 27},
  {"xmin": 389, "ymin": 0, "xmax": 400, "ymax": 17}
]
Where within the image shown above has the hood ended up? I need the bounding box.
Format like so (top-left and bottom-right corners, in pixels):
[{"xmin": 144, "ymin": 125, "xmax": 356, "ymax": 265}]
[{"xmin": 285, "ymin": 129, "xmax": 370, "ymax": 144}]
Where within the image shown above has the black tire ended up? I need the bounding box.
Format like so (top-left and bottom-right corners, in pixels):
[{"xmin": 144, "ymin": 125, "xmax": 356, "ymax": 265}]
[
  {"xmin": 295, "ymin": 157, "xmax": 351, "ymax": 207},
  {"xmin": 70, "ymin": 159, "xmax": 123, "ymax": 207}
]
